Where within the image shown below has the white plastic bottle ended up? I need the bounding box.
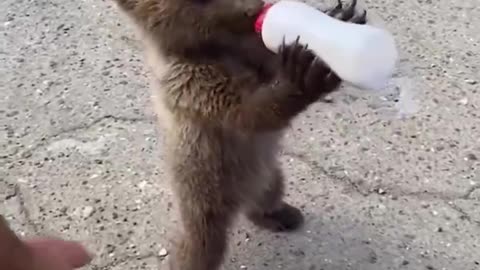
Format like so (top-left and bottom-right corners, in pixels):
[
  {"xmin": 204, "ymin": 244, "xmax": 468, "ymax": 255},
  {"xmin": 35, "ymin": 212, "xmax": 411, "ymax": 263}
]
[{"xmin": 255, "ymin": 0, "xmax": 398, "ymax": 92}]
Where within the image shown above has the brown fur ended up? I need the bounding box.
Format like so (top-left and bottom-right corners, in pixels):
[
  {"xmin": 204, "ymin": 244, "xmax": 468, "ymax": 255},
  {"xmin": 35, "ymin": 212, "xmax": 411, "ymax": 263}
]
[{"xmin": 110, "ymin": 0, "xmax": 366, "ymax": 269}]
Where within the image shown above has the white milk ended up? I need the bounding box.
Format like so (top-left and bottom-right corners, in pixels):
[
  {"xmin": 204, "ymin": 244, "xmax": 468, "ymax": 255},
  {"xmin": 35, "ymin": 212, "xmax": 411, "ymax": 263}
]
[{"xmin": 255, "ymin": 0, "xmax": 399, "ymax": 92}]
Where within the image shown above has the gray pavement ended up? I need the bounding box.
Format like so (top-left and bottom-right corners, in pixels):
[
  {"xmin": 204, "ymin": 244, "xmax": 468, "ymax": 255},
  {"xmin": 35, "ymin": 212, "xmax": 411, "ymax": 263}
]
[{"xmin": 1, "ymin": 0, "xmax": 479, "ymax": 269}]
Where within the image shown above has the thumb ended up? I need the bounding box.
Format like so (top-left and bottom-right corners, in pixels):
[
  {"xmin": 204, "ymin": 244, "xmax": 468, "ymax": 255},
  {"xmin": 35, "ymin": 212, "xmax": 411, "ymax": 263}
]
[{"xmin": 25, "ymin": 237, "xmax": 93, "ymax": 268}]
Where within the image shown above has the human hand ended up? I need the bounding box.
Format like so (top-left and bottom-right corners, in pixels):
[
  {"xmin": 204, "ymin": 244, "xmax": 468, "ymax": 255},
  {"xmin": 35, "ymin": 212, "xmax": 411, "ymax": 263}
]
[
  {"xmin": 1, "ymin": 216, "xmax": 92, "ymax": 270},
  {"xmin": 22, "ymin": 237, "xmax": 93, "ymax": 270}
]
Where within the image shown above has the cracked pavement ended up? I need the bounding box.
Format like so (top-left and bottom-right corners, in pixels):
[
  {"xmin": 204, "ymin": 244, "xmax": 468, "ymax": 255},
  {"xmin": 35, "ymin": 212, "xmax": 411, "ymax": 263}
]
[{"xmin": 1, "ymin": 0, "xmax": 479, "ymax": 269}]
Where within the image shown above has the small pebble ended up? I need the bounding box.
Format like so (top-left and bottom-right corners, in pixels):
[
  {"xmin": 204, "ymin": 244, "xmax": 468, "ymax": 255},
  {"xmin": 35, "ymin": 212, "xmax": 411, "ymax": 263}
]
[
  {"xmin": 240, "ymin": 265, "xmax": 247, "ymax": 270},
  {"xmin": 138, "ymin": 180, "xmax": 148, "ymax": 189},
  {"xmin": 159, "ymin": 248, "xmax": 168, "ymax": 257},
  {"xmin": 458, "ymin": 98, "xmax": 468, "ymax": 105},
  {"xmin": 82, "ymin": 206, "xmax": 94, "ymax": 218},
  {"xmin": 466, "ymin": 153, "xmax": 478, "ymax": 161},
  {"xmin": 465, "ymin": 79, "xmax": 477, "ymax": 85},
  {"xmin": 17, "ymin": 178, "xmax": 28, "ymax": 183}
]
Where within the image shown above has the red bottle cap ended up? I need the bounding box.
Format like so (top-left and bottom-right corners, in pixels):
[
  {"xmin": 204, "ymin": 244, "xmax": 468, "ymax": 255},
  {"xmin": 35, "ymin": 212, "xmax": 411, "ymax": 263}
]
[{"xmin": 254, "ymin": 3, "xmax": 274, "ymax": 34}]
